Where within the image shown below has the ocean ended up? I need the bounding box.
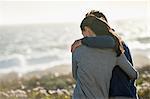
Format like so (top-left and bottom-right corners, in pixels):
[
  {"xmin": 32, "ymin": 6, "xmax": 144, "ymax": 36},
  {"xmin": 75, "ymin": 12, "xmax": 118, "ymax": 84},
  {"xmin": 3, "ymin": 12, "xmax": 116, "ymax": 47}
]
[{"xmin": 0, "ymin": 19, "xmax": 149, "ymax": 75}]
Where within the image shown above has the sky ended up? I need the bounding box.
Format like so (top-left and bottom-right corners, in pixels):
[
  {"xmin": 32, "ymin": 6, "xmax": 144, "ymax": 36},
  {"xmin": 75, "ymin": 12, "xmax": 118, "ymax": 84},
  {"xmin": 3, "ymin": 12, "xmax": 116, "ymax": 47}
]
[{"xmin": 0, "ymin": 0, "xmax": 149, "ymax": 25}]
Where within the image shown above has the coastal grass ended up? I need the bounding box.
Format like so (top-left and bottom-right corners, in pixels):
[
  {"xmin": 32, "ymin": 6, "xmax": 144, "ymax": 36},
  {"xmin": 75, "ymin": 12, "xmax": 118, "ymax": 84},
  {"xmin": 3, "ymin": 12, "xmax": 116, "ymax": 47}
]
[{"xmin": 0, "ymin": 66, "xmax": 149, "ymax": 99}]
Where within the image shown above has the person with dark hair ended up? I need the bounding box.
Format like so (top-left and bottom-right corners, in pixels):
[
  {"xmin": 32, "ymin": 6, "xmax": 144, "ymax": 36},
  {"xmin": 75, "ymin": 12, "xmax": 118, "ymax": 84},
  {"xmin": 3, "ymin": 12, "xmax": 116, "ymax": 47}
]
[
  {"xmin": 86, "ymin": 10, "xmax": 108, "ymax": 22},
  {"xmin": 72, "ymin": 15, "xmax": 138, "ymax": 99},
  {"xmin": 71, "ymin": 10, "xmax": 138, "ymax": 99}
]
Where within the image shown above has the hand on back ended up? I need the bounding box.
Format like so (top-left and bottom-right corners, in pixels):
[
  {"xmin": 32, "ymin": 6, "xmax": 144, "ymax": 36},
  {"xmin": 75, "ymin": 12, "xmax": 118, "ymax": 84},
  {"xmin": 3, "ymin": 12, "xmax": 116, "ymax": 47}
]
[{"xmin": 71, "ymin": 39, "xmax": 82, "ymax": 52}]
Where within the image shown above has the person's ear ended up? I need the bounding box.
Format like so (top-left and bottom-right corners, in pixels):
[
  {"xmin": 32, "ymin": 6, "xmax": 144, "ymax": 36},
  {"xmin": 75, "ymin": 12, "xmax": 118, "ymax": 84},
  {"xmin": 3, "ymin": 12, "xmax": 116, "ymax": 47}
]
[
  {"xmin": 84, "ymin": 26, "xmax": 90, "ymax": 33},
  {"xmin": 83, "ymin": 26, "xmax": 93, "ymax": 37}
]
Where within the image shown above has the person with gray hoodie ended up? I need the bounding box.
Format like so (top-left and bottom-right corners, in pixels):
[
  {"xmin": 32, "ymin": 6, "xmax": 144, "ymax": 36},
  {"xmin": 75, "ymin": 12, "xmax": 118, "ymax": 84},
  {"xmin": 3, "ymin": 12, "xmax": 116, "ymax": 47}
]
[{"xmin": 72, "ymin": 16, "xmax": 138, "ymax": 99}]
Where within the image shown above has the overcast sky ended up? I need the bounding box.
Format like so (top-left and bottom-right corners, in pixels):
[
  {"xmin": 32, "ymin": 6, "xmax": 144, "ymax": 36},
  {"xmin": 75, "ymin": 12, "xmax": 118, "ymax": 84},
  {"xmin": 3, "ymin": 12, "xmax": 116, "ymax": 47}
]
[{"xmin": 0, "ymin": 0, "xmax": 149, "ymax": 25}]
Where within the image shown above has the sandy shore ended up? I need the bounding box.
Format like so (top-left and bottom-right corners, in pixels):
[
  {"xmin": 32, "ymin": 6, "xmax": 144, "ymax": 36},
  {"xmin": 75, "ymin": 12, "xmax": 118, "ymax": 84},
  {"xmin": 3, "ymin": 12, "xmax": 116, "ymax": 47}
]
[
  {"xmin": 131, "ymin": 49, "xmax": 150, "ymax": 69},
  {"xmin": 0, "ymin": 64, "xmax": 72, "ymax": 81}
]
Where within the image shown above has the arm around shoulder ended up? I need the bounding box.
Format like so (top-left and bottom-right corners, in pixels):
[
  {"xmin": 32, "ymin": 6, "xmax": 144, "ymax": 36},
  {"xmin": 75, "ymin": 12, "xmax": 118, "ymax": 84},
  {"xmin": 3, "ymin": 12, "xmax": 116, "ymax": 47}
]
[
  {"xmin": 116, "ymin": 54, "xmax": 139, "ymax": 80},
  {"xmin": 81, "ymin": 36, "xmax": 115, "ymax": 48}
]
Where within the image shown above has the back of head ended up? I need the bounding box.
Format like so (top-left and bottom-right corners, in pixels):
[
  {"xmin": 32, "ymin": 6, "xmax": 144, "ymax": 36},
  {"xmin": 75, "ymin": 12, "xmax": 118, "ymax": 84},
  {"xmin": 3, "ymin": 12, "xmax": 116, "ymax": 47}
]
[
  {"xmin": 80, "ymin": 16, "xmax": 110, "ymax": 36},
  {"xmin": 86, "ymin": 10, "xmax": 108, "ymax": 23},
  {"xmin": 85, "ymin": 10, "xmax": 115, "ymax": 32},
  {"xmin": 80, "ymin": 14, "xmax": 125, "ymax": 57}
]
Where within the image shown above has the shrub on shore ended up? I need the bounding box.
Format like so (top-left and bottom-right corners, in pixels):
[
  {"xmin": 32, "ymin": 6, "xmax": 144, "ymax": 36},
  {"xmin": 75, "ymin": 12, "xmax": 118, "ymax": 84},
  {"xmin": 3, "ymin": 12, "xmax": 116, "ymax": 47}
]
[{"xmin": 0, "ymin": 66, "xmax": 149, "ymax": 99}]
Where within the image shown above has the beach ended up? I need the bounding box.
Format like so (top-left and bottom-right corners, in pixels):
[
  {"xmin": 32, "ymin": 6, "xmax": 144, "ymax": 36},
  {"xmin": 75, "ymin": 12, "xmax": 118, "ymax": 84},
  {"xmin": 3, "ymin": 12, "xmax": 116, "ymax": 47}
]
[{"xmin": 0, "ymin": 19, "xmax": 150, "ymax": 98}]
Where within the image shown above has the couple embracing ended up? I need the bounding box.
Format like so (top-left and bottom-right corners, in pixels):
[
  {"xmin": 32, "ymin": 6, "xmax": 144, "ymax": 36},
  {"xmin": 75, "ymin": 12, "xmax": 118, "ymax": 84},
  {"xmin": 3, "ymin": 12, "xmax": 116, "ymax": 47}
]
[{"xmin": 71, "ymin": 10, "xmax": 139, "ymax": 99}]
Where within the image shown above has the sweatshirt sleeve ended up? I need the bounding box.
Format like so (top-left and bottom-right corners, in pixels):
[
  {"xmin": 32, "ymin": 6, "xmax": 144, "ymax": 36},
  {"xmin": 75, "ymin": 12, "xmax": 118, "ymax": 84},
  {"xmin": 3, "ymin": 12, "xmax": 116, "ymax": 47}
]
[
  {"xmin": 81, "ymin": 36, "xmax": 115, "ymax": 49},
  {"xmin": 116, "ymin": 54, "xmax": 139, "ymax": 80},
  {"xmin": 72, "ymin": 53, "xmax": 78, "ymax": 80}
]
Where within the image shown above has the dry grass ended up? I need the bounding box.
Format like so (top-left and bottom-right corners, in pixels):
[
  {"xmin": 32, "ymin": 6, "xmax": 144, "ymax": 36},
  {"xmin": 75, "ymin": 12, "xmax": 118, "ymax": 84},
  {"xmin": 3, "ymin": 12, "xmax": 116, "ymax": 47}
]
[{"xmin": 0, "ymin": 66, "xmax": 149, "ymax": 99}]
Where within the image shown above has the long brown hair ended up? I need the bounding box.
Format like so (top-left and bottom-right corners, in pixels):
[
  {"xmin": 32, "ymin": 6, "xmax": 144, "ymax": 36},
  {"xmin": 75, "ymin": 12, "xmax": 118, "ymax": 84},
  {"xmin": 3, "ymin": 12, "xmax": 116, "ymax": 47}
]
[{"xmin": 80, "ymin": 16, "xmax": 124, "ymax": 56}]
